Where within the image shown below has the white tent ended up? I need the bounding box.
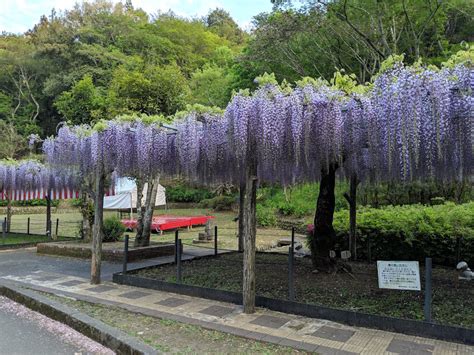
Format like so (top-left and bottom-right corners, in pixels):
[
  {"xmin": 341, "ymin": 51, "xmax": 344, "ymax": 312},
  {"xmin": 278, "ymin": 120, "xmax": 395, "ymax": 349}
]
[{"xmin": 104, "ymin": 178, "xmax": 166, "ymax": 214}]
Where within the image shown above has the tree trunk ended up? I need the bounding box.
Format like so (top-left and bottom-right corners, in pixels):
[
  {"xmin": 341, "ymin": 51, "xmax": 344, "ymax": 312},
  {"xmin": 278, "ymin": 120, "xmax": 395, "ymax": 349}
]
[
  {"xmin": 311, "ymin": 163, "xmax": 338, "ymax": 270},
  {"xmin": 80, "ymin": 191, "xmax": 93, "ymax": 241},
  {"xmin": 242, "ymin": 149, "xmax": 258, "ymax": 314},
  {"xmin": 46, "ymin": 194, "xmax": 52, "ymax": 237},
  {"xmin": 134, "ymin": 178, "xmax": 145, "ymax": 246},
  {"xmin": 91, "ymin": 167, "xmax": 105, "ymax": 285},
  {"xmin": 6, "ymin": 193, "xmax": 12, "ymax": 233},
  {"xmin": 137, "ymin": 176, "xmax": 160, "ymax": 247},
  {"xmin": 237, "ymin": 178, "xmax": 245, "ymax": 252},
  {"xmin": 344, "ymin": 174, "xmax": 358, "ymax": 260}
]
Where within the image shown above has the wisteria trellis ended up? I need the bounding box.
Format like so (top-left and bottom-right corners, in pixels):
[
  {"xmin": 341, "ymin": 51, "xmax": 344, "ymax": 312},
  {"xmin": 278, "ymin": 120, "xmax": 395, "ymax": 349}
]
[
  {"xmin": 38, "ymin": 62, "xmax": 472, "ymax": 300},
  {"xmin": 176, "ymin": 63, "xmax": 472, "ymax": 185},
  {"xmin": 41, "ymin": 63, "xmax": 472, "ymax": 187}
]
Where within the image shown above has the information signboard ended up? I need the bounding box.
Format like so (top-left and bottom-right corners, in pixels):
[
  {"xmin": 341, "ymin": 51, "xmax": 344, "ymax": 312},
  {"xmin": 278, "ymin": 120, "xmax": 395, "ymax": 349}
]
[{"xmin": 377, "ymin": 261, "xmax": 421, "ymax": 291}]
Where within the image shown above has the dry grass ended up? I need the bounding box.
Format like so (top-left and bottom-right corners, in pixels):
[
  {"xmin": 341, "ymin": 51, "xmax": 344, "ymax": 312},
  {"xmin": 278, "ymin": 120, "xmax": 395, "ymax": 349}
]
[{"xmin": 1, "ymin": 207, "xmax": 300, "ymax": 251}]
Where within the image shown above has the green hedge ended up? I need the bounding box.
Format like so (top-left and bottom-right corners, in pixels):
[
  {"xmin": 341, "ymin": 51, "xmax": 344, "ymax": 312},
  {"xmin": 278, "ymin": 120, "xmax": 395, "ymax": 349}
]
[
  {"xmin": 0, "ymin": 199, "xmax": 60, "ymax": 207},
  {"xmin": 331, "ymin": 202, "xmax": 474, "ymax": 265}
]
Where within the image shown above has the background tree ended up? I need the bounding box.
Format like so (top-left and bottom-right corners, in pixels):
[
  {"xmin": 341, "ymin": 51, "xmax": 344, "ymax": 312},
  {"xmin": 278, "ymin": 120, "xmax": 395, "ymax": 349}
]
[
  {"xmin": 189, "ymin": 65, "xmax": 235, "ymax": 108},
  {"xmin": 54, "ymin": 74, "xmax": 105, "ymax": 125},
  {"xmin": 205, "ymin": 8, "xmax": 247, "ymax": 45},
  {"xmin": 0, "ymin": 121, "xmax": 26, "ymax": 159},
  {"xmin": 242, "ymin": 0, "xmax": 474, "ymax": 83},
  {"xmin": 107, "ymin": 64, "xmax": 190, "ymax": 116},
  {"xmin": 0, "ymin": 0, "xmax": 245, "ymax": 146}
]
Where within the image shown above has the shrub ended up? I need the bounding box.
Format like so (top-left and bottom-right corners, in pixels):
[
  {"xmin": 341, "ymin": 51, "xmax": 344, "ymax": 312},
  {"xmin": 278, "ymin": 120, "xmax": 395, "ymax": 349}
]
[
  {"xmin": 166, "ymin": 185, "xmax": 214, "ymax": 203},
  {"xmin": 258, "ymin": 183, "xmax": 347, "ymax": 219},
  {"xmin": 200, "ymin": 196, "xmax": 235, "ymax": 211},
  {"xmin": 103, "ymin": 216, "xmax": 126, "ymax": 243},
  {"xmin": 256, "ymin": 205, "xmax": 277, "ymax": 227},
  {"xmin": 329, "ymin": 202, "xmax": 474, "ymax": 265}
]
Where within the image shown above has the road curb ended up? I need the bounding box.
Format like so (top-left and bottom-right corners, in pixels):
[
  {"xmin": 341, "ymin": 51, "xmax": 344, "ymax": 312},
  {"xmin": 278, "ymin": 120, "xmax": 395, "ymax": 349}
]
[{"xmin": 0, "ymin": 283, "xmax": 159, "ymax": 355}]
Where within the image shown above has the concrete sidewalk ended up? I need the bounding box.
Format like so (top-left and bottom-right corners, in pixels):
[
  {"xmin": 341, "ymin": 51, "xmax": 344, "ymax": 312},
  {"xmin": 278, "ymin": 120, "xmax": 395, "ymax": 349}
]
[{"xmin": 2, "ymin": 272, "xmax": 472, "ymax": 355}]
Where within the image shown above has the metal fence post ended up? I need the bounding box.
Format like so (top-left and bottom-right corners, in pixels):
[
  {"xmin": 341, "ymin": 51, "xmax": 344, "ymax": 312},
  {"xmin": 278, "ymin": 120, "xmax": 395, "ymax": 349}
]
[
  {"xmin": 424, "ymin": 257, "xmax": 432, "ymax": 322},
  {"xmin": 27, "ymin": 217, "xmax": 30, "ymax": 235},
  {"xmin": 214, "ymin": 226, "xmax": 218, "ymax": 256},
  {"xmin": 177, "ymin": 239, "xmax": 182, "ymax": 283},
  {"xmin": 288, "ymin": 246, "xmax": 295, "ymax": 301},
  {"xmin": 123, "ymin": 235, "xmax": 129, "ymax": 274},
  {"xmin": 174, "ymin": 229, "xmax": 179, "ymax": 264},
  {"xmin": 455, "ymin": 237, "xmax": 462, "ymax": 264},
  {"xmin": 2, "ymin": 221, "xmax": 5, "ymax": 243},
  {"xmin": 55, "ymin": 218, "xmax": 59, "ymax": 238}
]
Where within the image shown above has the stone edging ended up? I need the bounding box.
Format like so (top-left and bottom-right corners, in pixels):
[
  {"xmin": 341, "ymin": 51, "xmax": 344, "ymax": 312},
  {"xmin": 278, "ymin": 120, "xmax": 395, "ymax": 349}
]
[
  {"xmin": 113, "ymin": 272, "xmax": 474, "ymax": 345},
  {"xmin": 0, "ymin": 237, "xmax": 76, "ymax": 251},
  {"xmin": 36, "ymin": 241, "xmax": 177, "ymax": 262},
  {"xmin": 0, "ymin": 283, "xmax": 159, "ymax": 355}
]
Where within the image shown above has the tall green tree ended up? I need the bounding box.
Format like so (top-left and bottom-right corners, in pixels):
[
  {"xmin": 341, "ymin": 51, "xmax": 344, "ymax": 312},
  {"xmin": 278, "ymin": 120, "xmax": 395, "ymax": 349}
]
[
  {"xmin": 0, "ymin": 35, "xmax": 45, "ymax": 136},
  {"xmin": 243, "ymin": 0, "xmax": 474, "ymax": 83},
  {"xmin": 189, "ymin": 64, "xmax": 235, "ymax": 108},
  {"xmin": 108, "ymin": 64, "xmax": 190, "ymax": 116},
  {"xmin": 0, "ymin": 0, "xmax": 245, "ymax": 148},
  {"xmin": 205, "ymin": 8, "xmax": 247, "ymax": 45},
  {"xmin": 54, "ymin": 74, "xmax": 105, "ymax": 125}
]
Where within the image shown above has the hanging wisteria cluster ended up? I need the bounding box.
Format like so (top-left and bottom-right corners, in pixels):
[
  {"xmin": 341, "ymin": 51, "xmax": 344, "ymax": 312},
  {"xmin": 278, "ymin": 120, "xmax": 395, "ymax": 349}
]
[
  {"xmin": 370, "ymin": 63, "xmax": 473, "ymax": 181},
  {"xmin": 175, "ymin": 62, "xmax": 472, "ymax": 185},
  {"xmin": 42, "ymin": 119, "xmax": 177, "ymax": 181},
  {"xmin": 0, "ymin": 160, "xmax": 77, "ymax": 195},
  {"xmin": 41, "ymin": 63, "xmax": 472, "ymax": 187}
]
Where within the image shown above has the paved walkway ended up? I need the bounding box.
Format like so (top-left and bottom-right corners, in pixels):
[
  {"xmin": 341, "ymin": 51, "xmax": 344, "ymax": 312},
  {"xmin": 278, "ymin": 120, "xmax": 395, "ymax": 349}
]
[
  {"xmin": 2, "ymin": 272, "xmax": 472, "ymax": 355},
  {"xmin": 0, "ymin": 246, "xmax": 220, "ymax": 281},
  {"xmin": 0, "ymin": 295, "xmax": 113, "ymax": 354}
]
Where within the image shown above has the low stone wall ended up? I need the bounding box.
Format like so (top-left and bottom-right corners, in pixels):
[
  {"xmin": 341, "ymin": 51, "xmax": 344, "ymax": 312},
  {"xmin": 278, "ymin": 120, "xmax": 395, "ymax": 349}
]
[
  {"xmin": 276, "ymin": 219, "xmax": 307, "ymax": 234},
  {"xmin": 37, "ymin": 241, "xmax": 178, "ymax": 262}
]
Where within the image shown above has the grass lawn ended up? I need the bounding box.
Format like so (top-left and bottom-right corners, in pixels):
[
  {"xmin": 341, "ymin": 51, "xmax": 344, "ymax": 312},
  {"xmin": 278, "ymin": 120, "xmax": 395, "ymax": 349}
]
[
  {"xmin": 3, "ymin": 208, "xmax": 299, "ymax": 251},
  {"xmin": 44, "ymin": 293, "xmax": 306, "ymax": 354},
  {"xmin": 134, "ymin": 252, "xmax": 474, "ymax": 329}
]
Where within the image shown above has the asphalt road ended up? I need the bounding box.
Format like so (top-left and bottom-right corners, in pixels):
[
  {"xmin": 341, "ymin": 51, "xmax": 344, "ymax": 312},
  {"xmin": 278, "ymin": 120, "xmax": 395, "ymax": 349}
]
[
  {"xmin": 0, "ymin": 296, "xmax": 112, "ymax": 354},
  {"xmin": 0, "ymin": 246, "xmax": 214, "ymax": 280}
]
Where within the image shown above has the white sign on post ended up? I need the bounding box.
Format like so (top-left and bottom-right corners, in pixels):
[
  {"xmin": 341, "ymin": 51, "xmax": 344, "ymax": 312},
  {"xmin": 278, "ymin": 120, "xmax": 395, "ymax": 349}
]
[{"xmin": 377, "ymin": 261, "xmax": 421, "ymax": 291}]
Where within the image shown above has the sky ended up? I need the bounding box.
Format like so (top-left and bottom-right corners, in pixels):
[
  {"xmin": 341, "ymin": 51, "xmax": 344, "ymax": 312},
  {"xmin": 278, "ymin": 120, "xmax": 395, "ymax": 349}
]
[{"xmin": 0, "ymin": 0, "xmax": 274, "ymax": 34}]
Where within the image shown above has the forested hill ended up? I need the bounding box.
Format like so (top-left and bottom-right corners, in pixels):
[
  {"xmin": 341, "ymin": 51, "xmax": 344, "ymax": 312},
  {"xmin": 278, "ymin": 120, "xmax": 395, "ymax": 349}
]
[
  {"xmin": 0, "ymin": 2, "xmax": 246, "ymax": 155},
  {"xmin": 1, "ymin": 0, "xmax": 473, "ymax": 160}
]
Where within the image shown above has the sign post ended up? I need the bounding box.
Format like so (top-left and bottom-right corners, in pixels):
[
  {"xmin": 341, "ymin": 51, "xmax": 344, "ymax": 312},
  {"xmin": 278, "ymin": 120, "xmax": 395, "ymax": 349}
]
[{"xmin": 424, "ymin": 258, "xmax": 432, "ymax": 322}]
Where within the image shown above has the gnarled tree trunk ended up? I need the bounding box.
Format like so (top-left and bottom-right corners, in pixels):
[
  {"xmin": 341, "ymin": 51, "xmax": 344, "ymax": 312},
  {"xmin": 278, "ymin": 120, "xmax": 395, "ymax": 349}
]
[
  {"xmin": 242, "ymin": 143, "xmax": 258, "ymax": 314},
  {"xmin": 311, "ymin": 163, "xmax": 338, "ymax": 271},
  {"xmin": 6, "ymin": 192, "xmax": 12, "ymax": 233},
  {"xmin": 91, "ymin": 166, "xmax": 105, "ymax": 285},
  {"xmin": 80, "ymin": 191, "xmax": 93, "ymax": 242},
  {"xmin": 45, "ymin": 194, "xmax": 52, "ymax": 237},
  {"xmin": 344, "ymin": 174, "xmax": 359, "ymax": 260},
  {"xmin": 136, "ymin": 176, "xmax": 160, "ymax": 247},
  {"xmin": 238, "ymin": 177, "xmax": 245, "ymax": 252},
  {"xmin": 134, "ymin": 178, "xmax": 145, "ymax": 246}
]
